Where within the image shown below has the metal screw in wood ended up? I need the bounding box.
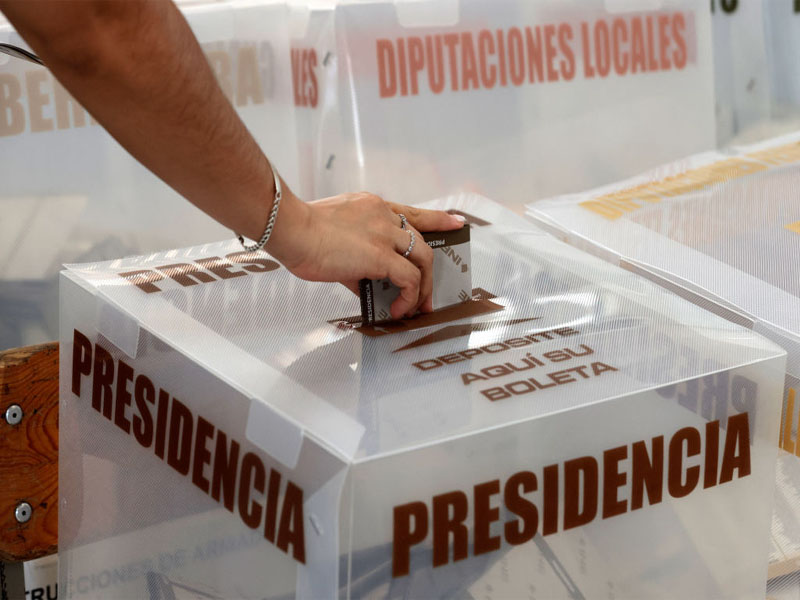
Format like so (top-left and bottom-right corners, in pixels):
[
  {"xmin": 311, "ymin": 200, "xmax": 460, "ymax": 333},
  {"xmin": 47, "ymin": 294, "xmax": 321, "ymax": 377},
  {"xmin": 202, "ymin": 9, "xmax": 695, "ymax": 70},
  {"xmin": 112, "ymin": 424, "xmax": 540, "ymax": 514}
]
[
  {"xmin": 4, "ymin": 405, "xmax": 22, "ymax": 426},
  {"xmin": 14, "ymin": 502, "xmax": 31, "ymax": 524}
]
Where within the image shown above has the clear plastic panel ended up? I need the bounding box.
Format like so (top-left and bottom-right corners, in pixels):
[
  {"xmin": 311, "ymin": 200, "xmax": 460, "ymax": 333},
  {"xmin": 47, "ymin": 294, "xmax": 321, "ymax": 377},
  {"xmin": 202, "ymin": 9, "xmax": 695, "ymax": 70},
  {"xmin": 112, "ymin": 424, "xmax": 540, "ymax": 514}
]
[
  {"xmin": 61, "ymin": 194, "xmax": 785, "ymax": 598},
  {"xmin": 710, "ymin": 0, "xmax": 771, "ymax": 146},
  {"xmin": 348, "ymin": 371, "xmax": 782, "ymax": 599},
  {"xmin": 313, "ymin": 0, "xmax": 715, "ymax": 212},
  {"xmin": 0, "ymin": 1, "xmax": 299, "ymax": 350},
  {"xmin": 289, "ymin": 4, "xmax": 337, "ymax": 201},
  {"xmin": 58, "ymin": 287, "xmax": 348, "ymax": 598},
  {"xmin": 527, "ymin": 130, "xmax": 800, "ymax": 596},
  {"xmin": 764, "ymin": 1, "xmax": 800, "ymax": 135}
]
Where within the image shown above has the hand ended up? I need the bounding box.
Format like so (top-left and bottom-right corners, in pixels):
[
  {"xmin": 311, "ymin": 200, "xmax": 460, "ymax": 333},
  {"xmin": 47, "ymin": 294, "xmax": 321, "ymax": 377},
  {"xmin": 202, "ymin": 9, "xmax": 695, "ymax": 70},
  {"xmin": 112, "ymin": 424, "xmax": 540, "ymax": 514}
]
[{"xmin": 268, "ymin": 192, "xmax": 465, "ymax": 320}]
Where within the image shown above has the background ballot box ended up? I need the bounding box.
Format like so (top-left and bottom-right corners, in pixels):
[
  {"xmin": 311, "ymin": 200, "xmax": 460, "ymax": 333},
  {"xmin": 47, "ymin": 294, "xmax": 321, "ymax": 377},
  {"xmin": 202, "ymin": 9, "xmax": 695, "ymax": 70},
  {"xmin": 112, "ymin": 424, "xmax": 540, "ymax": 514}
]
[
  {"xmin": 526, "ymin": 131, "xmax": 800, "ymax": 597},
  {"xmin": 59, "ymin": 195, "xmax": 785, "ymax": 599},
  {"xmin": 0, "ymin": 0, "xmax": 298, "ymax": 350},
  {"xmin": 311, "ymin": 0, "xmax": 715, "ymax": 211}
]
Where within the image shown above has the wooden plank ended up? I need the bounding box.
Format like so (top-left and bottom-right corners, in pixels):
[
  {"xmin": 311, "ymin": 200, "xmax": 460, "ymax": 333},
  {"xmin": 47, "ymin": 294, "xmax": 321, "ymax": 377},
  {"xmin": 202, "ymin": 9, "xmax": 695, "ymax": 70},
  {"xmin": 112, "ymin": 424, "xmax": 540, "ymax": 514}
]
[{"xmin": 0, "ymin": 343, "xmax": 58, "ymax": 562}]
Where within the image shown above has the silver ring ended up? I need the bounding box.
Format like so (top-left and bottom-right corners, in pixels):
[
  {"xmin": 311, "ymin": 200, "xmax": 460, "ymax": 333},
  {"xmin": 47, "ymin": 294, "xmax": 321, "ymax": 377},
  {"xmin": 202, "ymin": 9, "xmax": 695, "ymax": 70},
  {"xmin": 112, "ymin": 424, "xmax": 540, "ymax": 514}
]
[
  {"xmin": 398, "ymin": 214, "xmax": 408, "ymax": 230},
  {"xmin": 402, "ymin": 230, "xmax": 415, "ymax": 258}
]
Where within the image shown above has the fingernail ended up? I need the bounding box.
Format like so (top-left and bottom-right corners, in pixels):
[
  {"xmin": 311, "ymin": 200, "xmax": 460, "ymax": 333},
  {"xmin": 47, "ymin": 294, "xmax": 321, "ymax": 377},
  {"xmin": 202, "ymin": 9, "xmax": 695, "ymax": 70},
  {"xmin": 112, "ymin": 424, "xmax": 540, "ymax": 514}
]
[{"xmin": 451, "ymin": 214, "xmax": 467, "ymax": 224}]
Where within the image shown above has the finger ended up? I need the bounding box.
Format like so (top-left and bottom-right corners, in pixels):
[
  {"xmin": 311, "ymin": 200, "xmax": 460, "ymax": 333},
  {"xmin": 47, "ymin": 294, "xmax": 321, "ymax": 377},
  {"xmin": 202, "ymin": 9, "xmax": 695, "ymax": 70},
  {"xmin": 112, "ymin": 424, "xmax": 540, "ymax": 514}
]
[
  {"xmin": 420, "ymin": 289, "xmax": 434, "ymax": 314},
  {"xmin": 388, "ymin": 203, "xmax": 465, "ymax": 232},
  {"xmin": 342, "ymin": 281, "xmax": 359, "ymax": 295},
  {"xmin": 393, "ymin": 226, "xmax": 433, "ymax": 315},
  {"xmin": 385, "ymin": 253, "xmax": 422, "ymax": 320}
]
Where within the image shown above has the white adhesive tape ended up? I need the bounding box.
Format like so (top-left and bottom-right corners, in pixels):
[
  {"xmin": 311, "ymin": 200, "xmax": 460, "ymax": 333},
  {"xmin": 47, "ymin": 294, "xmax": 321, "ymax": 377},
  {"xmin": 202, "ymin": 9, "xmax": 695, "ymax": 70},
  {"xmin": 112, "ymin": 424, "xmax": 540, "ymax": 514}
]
[{"xmin": 95, "ymin": 297, "xmax": 141, "ymax": 359}]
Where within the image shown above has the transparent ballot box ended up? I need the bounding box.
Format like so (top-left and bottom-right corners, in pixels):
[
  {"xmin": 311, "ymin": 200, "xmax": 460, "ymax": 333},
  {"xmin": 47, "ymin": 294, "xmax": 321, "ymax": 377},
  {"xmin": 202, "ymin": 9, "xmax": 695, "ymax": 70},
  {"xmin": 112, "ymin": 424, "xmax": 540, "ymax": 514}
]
[
  {"xmin": 59, "ymin": 196, "xmax": 784, "ymax": 599},
  {"xmin": 527, "ymin": 131, "xmax": 800, "ymax": 596},
  {"xmin": 0, "ymin": 0, "xmax": 298, "ymax": 349},
  {"xmin": 303, "ymin": 0, "xmax": 715, "ymax": 212}
]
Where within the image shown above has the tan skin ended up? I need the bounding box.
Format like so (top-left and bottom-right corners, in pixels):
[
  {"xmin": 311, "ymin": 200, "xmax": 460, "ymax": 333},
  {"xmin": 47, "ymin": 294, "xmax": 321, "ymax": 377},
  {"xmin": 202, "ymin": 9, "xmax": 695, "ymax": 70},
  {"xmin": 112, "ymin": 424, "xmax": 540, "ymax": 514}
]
[{"xmin": 0, "ymin": 0, "xmax": 464, "ymax": 319}]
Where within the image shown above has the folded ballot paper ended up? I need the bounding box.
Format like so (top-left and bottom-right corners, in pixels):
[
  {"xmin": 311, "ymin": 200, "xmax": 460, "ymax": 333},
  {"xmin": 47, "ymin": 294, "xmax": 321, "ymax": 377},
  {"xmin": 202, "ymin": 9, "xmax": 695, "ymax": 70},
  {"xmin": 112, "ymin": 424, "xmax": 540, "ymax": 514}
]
[
  {"xmin": 359, "ymin": 225, "xmax": 471, "ymax": 324},
  {"xmin": 527, "ymin": 131, "xmax": 800, "ymax": 596},
  {"xmin": 59, "ymin": 195, "xmax": 784, "ymax": 599}
]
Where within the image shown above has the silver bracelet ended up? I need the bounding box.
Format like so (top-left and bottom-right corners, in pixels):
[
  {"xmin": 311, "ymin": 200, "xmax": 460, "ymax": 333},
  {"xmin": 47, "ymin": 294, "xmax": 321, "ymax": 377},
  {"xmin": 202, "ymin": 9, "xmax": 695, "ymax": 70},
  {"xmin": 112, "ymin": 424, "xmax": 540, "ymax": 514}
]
[{"xmin": 236, "ymin": 158, "xmax": 283, "ymax": 252}]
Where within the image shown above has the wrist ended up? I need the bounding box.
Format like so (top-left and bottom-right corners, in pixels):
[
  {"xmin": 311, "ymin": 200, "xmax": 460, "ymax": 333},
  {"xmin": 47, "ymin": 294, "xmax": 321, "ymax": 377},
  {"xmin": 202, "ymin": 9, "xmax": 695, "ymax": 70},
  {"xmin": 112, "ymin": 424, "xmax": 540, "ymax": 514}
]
[{"xmin": 264, "ymin": 182, "xmax": 311, "ymax": 270}]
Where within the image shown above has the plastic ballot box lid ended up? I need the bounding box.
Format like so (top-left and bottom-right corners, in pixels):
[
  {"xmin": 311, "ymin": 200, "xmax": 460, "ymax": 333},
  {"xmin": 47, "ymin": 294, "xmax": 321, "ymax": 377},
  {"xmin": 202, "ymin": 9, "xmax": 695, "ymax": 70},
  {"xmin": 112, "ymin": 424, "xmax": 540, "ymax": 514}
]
[
  {"xmin": 527, "ymin": 131, "xmax": 800, "ymax": 380},
  {"xmin": 526, "ymin": 131, "xmax": 800, "ymax": 592},
  {"xmin": 59, "ymin": 195, "xmax": 785, "ymax": 599}
]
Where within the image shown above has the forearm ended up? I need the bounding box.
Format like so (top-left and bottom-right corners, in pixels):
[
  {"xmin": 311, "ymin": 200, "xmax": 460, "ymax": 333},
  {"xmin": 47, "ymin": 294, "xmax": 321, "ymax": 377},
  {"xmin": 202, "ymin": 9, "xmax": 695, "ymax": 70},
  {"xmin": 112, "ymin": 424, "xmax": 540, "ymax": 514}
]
[
  {"xmin": 1, "ymin": 0, "xmax": 465, "ymax": 319},
  {"xmin": 0, "ymin": 0, "xmax": 305, "ymax": 246}
]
